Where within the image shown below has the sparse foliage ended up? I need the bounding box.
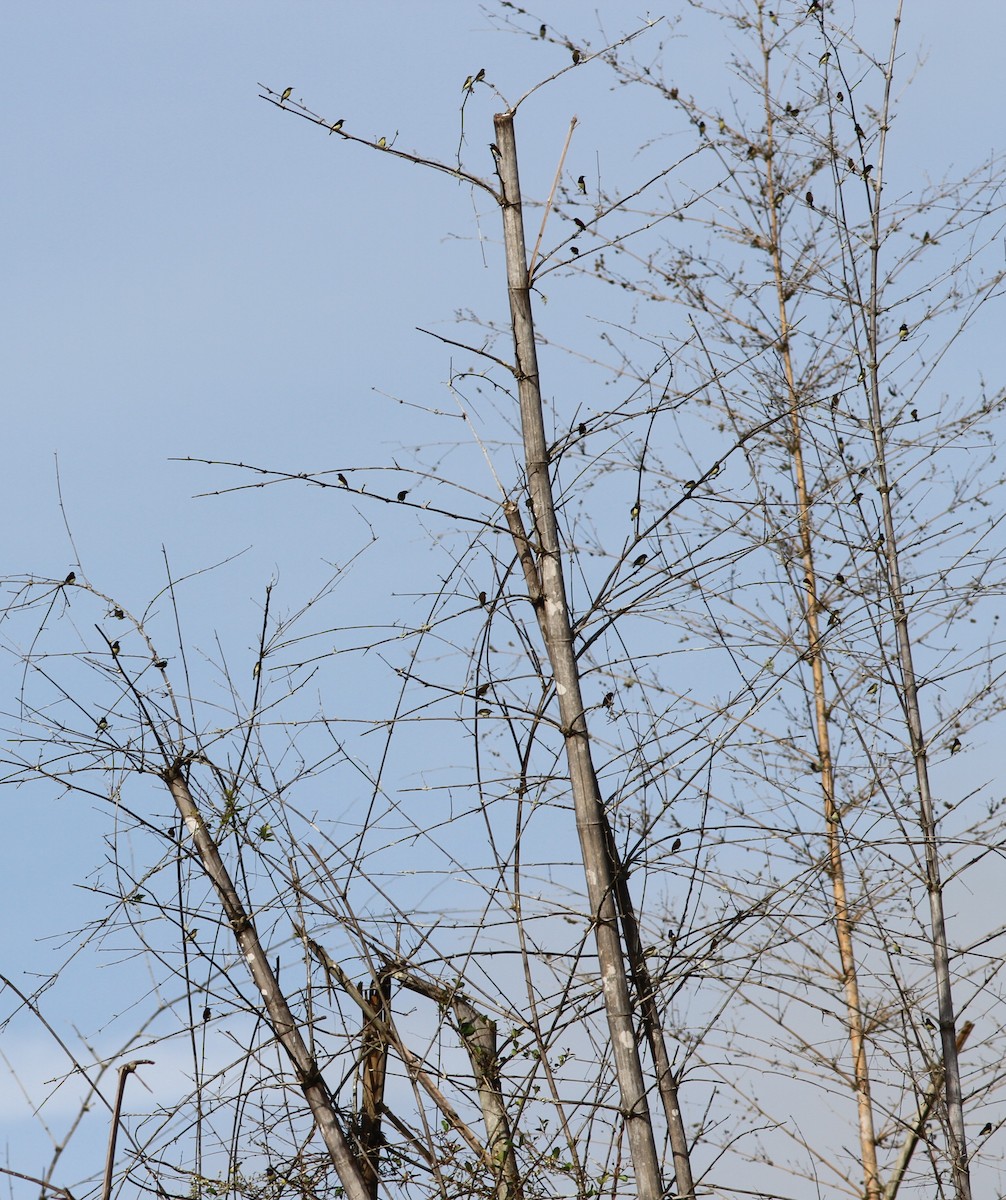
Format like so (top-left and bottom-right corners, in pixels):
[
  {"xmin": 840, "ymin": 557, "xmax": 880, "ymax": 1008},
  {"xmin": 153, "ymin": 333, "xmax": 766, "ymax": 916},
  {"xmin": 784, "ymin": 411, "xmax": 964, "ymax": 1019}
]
[{"xmin": 4, "ymin": 5, "xmax": 1006, "ymax": 1200}]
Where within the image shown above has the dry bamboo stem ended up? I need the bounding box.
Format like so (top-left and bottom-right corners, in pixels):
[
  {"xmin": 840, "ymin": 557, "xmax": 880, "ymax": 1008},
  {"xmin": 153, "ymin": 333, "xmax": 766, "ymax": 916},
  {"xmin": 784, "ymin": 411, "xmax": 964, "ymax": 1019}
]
[
  {"xmin": 493, "ymin": 108, "xmax": 668, "ymax": 1200},
  {"xmin": 600, "ymin": 821, "xmax": 696, "ymax": 1198},
  {"xmin": 757, "ymin": 29, "xmax": 882, "ymax": 1197},
  {"xmin": 162, "ymin": 764, "xmax": 371, "ymax": 1200},
  {"xmin": 863, "ymin": 8, "xmax": 970, "ymax": 1196},
  {"xmin": 394, "ymin": 968, "xmax": 523, "ymax": 1200},
  {"xmin": 359, "ymin": 976, "xmax": 391, "ymax": 1200},
  {"xmin": 100, "ymin": 1060, "xmax": 152, "ymax": 1200},
  {"xmin": 304, "ymin": 939, "xmax": 499, "ymax": 1174},
  {"xmin": 452, "ymin": 996, "xmax": 523, "ymax": 1200},
  {"xmin": 885, "ymin": 1022, "xmax": 973, "ymax": 1200}
]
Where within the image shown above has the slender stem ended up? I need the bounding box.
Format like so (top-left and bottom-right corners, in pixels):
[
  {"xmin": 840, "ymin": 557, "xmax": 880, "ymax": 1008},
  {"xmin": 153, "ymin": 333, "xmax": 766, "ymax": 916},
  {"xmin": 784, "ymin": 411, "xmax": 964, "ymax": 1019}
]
[
  {"xmin": 306, "ymin": 939, "xmax": 499, "ymax": 1173},
  {"xmin": 494, "ymin": 108, "xmax": 679, "ymax": 1200},
  {"xmin": 101, "ymin": 1061, "xmax": 152, "ymax": 1200},
  {"xmin": 862, "ymin": 7, "xmax": 970, "ymax": 1196},
  {"xmin": 358, "ymin": 976, "xmax": 391, "ymax": 1200},
  {"xmin": 758, "ymin": 16, "xmax": 881, "ymax": 1198},
  {"xmin": 601, "ymin": 819, "xmax": 696, "ymax": 1199},
  {"xmin": 885, "ymin": 1022, "xmax": 973, "ymax": 1200},
  {"xmin": 162, "ymin": 764, "xmax": 372, "ymax": 1200}
]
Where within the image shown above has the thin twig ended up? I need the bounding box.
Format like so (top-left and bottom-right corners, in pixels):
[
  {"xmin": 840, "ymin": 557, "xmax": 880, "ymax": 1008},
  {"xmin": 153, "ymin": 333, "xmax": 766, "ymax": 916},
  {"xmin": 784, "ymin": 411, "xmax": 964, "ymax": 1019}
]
[
  {"xmin": 101, "ymin": 1060, "xmax": 153, "ymax": 1200},
  {"xmin": 528, "ymin": 115, "xmax": 578, "ymax": 280}
]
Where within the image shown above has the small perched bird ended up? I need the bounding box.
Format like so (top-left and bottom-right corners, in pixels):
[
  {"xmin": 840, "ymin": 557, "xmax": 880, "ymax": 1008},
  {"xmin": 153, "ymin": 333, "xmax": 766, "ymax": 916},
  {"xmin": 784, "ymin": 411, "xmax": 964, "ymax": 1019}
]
[
  {"xmin": 337, "ymin": 473, "xmax": 349, "ymax": 487},
  {"xmin": 280, "ymin": 86, "xmax": 293, "ymax": 103},
  {"xmin": 396, "ymin": 489, "xmax": 408, "ymax": 502},
  {"xmin": 950, "ymin": 737, "xmax": 962, "ymax": 755},
  {"xmin": 577, "ymin": 174, "xmax": 587, "ymax": 194},
  {"xmin": 110, "ymin": 641, "xmax": 120, "ymax": 656},
  {"xmin": 805, "ymin": 190, "xmax": 814, "ymax": 207},
  {"xmin": 154, "ymin": 658, "xmax": 168, "ymax": 670},
  {"xmin": 571, "ymin": 47, "xmax": 581, "ymax": 64},
  {"xmin": 671, "ymin": 837, "xmax": 682, "ymax": 853},
  {"xmin": 202, "ymin": 1007, "xmax": 211, "ymax": 1023},
  {"xmin": 63, "ymin": 571, "xmax": 76, "ymax": 585},
  {"xmin": 328, "ymin": 118, "xmax": 344, "ymax": 134},
  {"xmin": 899, "ymin": 322, "xmax": 910, "ymax": 340},
  {"xmin": 980, "ymin": 1122, "xmax": 993, "ymax": 1137},
  {"xmin": 633, "ymin": 554, "xmax": 648, "ymax": 567},
  {"xmin": 377, "ymin": 136, "xmax": 387, "ymax": 148},
  {"xmin": 97, "ymin": 717, "xmax": 110, "ymax": 732},
  {"xmin": 539, "ymin": 23, "xmax": 546, "ymax": 38},
  {"xmin": 818, "ymin": 51, "xmax": 830, "ymax": 67}
]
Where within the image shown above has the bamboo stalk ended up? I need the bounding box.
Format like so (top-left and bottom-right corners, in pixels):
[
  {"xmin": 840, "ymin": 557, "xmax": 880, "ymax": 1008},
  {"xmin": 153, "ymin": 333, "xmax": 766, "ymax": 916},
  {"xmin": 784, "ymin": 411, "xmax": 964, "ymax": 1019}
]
[
  {"xmin": 600, "ymin": 820, "xmax": 696, "ymax": 1199},
  {"xmin": 493, "ymin": 108, "xmax": 672, "ymax": 1200},
  {"xmin": 395, "ymin": 965, "xmax": 525, "ymax": 1200},
  {"xmin": 304, "ymin": 938, "xmax": 500, "ymax": 1174},
  {"xmin": 862, "ymin": 8, "xmax": 970, "ymax": 1196},
  {"xmin": 162, "ymin": 764, "xmax": 371, "ymax": 1200},
  {"xmin": 451, "ymin": 997, "xmax": 523, "ymax": 1200},
  {"xmin": 756, "ymin": 22, "xmax": 882, "ymax": 1196},
  {"xmin": 100, "ymin": 1060, "xmax": 152, "ymax": 1200},
  {"xmin": 358, "ymin": 976, "xmax": 391, "ymax": 1200},
  {"xmin": 885, "ymin": 1022, "xmax": 973, "ymax": 1200}
]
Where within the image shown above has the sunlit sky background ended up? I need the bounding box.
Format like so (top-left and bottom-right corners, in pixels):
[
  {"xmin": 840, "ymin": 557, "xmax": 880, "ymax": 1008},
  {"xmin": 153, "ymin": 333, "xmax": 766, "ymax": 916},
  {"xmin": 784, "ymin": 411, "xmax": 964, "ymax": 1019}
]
[{"xmin": 3, "ymin": 0, "xmax": 1004, "ymax": 1189}]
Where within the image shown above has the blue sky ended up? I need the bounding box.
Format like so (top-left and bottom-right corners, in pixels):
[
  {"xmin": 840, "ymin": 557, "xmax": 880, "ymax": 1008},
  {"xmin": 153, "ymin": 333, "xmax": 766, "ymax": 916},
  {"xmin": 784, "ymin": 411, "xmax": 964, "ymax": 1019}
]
[
  {"xmin": 5, "ymin": 1, "xmax": 1001, "ymax": 591},
  {"xmin": 3, "ymin": 1, "xmax": 1005, "ymax": 1193}
]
